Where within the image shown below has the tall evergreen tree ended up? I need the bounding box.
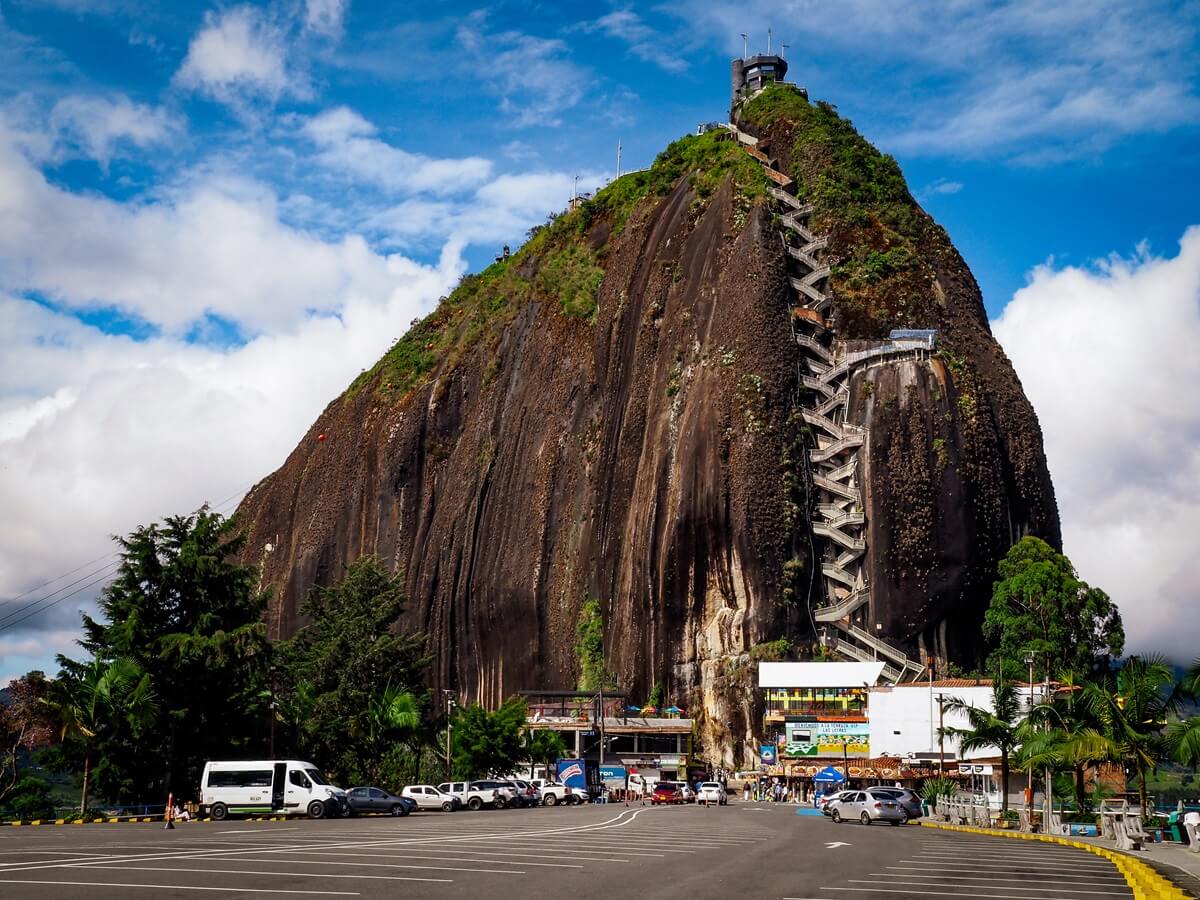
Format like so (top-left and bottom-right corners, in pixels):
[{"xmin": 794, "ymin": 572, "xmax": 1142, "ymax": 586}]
[{"xmin": 67, "ymin": 507, "xmax": 270, "ymax": 802}]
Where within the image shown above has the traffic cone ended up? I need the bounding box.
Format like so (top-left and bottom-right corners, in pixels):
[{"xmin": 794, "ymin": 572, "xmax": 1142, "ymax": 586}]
[{"xmin": 164, "ymin": 792, "xmax": 175, "ymax": 830}]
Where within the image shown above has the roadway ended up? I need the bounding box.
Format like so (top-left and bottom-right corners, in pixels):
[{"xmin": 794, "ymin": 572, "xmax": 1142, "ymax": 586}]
[{"xmin": 0, "ymin": 802, "xmax": 1135, "ymax": 899}]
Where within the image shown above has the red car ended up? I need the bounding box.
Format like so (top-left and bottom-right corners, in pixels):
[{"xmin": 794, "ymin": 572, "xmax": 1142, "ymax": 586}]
[{"xmin": 651, "ymin": 783, "xmax": 682, "ymax": 805}]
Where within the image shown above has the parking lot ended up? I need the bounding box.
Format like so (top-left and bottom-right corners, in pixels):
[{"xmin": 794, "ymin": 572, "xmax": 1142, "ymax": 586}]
[{"xmin": 0, "ymin": 803, "xmax": 1134, "ymax": 899}]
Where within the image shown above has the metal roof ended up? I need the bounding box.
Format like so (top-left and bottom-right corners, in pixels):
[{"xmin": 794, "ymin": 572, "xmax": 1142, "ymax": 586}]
[{"xmin": 757, "ymin": 661, "xmax": 887, "ymax": 688}]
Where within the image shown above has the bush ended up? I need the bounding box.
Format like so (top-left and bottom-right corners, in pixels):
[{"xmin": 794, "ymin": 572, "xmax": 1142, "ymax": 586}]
[{"xmin": 538, "ymin": 245, "xmax": 604, "ymax": 321}]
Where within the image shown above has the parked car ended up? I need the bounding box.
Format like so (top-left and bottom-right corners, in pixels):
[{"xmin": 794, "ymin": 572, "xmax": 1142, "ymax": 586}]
[
  {"xmin": 464, "ymin": 780, "xmax": 516, "ymax": 810},
  {"xmin": 437, "ymin": 781, "xmax": 501, "ymax": 811},
  {"xmin": 677, "ymin": 782, "xmax": 697, "ymax": 803},
  {"xmin": 346, "ymin": 786, "xmax": 415, "ymax": 817},
  {"xmin": 651, "ymin": 782, "xmax": 682, "ymax": 805},
  {"xmin": 818, "ymin": 790, "xmax": 854, "ymax": 815},
  {"xmin": 529, "ymin": 779, "xmax": 576, "ymax": 806},
  {"xmin": 401, "ymin": 785, "xmax": 461, "ymax": 812},
  {"xmin": 508, "ymin": 779, "xmax": 541, "ymax": 807},
  {"xmin": 828, "ymin": 789, "xmax": 905, "ymax": 825},
  {"xmin": 696, "ymin": 782, "xmax": 727, "ymax": 806},
  {"xmin": 872, "ymin": 787, "xmax": 922, "ymax": 822}
]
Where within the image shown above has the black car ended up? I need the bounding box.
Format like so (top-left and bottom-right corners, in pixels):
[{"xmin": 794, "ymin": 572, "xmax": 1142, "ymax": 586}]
[{"xmin": 346, "ymin": 786, "xmax": 417, "ymax": 817}]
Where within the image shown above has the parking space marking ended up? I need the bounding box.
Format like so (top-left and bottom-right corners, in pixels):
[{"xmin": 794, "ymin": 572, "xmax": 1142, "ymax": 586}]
[
  {"xmin": 0, "ymin": 878, "xmax": 359, "ymax": 895},
  {"xmin": 72, "ymin": 864, "xmax": 461, "ymax": 882},
  {"xmin": 197, "ymin": 850, "xmax": 586, "ymax": 869},
  {"xmin": 850, "ymin": 877, "xmax": 1129, "ymax": 895},
  {"xmin": 824, "ymin": 889, "xmax": 1121, "ymax": 899},
  {"xmin": 882, "ymin": 867, "xmax": 1125, "ymax": 885}
]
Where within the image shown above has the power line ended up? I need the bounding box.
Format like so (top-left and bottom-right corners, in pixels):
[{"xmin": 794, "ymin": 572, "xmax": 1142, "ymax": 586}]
[
  {"xmin": 0, "ymin": 558, "xmax": 121, "ymax": 627},
  {"xmin": 0, "ymin": 478, "xmax": 262, "ymax": 633},
  {"xmin": 0, "ymin": 566, "xmax": 120, "ymax": 635}
]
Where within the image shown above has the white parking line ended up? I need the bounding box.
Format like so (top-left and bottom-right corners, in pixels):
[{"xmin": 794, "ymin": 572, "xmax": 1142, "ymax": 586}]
[
  {"xmin": 882, "ymin": 867, "xmax": 1124, "ymax": 885},
  {"xmin": 278, "ymin": 849, "xmax": 588, "ymax": 867},
  {"xmin": 72, "ymin": 864, "xmax": 459, "ymax": 882},
  {"xmin": 850, "ymin": 877, "xmax": 1129, "ymax": 895},
  {"xmin": 0, "ymin": 879, "xmax": 358, "ymax": 895},
  {"xmin": 898, "ymin": 858, "xmax": 1116, "ymax": 872},
  {"xmin": 825, "ymin": 889, "xmax": 1126, "ymax": 899}
]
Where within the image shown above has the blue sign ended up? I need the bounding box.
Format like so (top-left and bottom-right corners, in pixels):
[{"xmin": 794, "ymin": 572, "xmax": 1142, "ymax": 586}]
[
  {"xmin": 599, "ymin": 765, "xmax": 627, "ymax": 784},
  {"xmin": 760, "ymin": 744, "xmax": 777, "ymax": 766}
]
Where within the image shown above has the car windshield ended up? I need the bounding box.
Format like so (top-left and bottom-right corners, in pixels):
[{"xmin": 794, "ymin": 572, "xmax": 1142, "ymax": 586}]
[{"xmin": 304, "ymin": 768, "xmax": 330, "ymax": 786}]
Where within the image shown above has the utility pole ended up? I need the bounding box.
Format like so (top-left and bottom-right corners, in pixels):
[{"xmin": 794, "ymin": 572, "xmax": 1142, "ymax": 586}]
[
  {"xmin": 443, "ymin": 690, "xmax": 456, "ymax": 782},
  {"xmin": 936, "ymin": 693, "xmax": 946, "ymax": 775},
  {"xmin": 616, "ymin": 141, "xmax": 622, "ymax": 179},
  {"xmin": 740, "ymin": 33, "xmax": 748, "ymax": 60},
  {"xmin": 1025, "ymin": 651, "xmax": 1035, "ymax": 824},
  {"xmin": 598, "ymin": 682, "xmax": 605, "ymax": 769},
  {"xmin": 767, "ymin": 27, "xmax": 772, "ymax": 55}
]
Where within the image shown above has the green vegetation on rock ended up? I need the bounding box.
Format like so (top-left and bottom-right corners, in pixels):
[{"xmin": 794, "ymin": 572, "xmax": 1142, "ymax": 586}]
[
  {"xmin": 349, "ymin": 130, "xmax": 769, "ymax": 404},
  {"xmin": 739, "ymin": 85, "xmax": 939, "ymax": 337}
]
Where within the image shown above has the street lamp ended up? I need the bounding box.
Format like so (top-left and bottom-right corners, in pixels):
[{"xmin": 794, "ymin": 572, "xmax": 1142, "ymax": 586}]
[
  {"xmin": 1024, "ymin": 651, "xmax": 1035, "ymax": 823},
  {"xmin": 442, "ymin": 690, "xmax": 456, "ymax": 782}
]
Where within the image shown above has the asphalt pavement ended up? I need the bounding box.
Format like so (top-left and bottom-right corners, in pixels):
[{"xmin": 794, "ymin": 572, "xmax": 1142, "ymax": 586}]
[{"xmin": 0, "ymin": 802, "xmax": 1135, "ymax": 899}]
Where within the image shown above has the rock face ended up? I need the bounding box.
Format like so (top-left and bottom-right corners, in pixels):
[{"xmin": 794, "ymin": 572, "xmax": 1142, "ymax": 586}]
[{"xmin": 237, "ymin": 90, "xmax": 1060, "ymax": 766}]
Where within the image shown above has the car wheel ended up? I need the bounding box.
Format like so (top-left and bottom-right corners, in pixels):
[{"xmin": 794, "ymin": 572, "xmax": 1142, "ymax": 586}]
[
  {"xmin": 899, "ymin": 810, "xmax": 909, "ymax": 825},
  {"xmin": 307, "ymin": 800, "xmax": 326, "ymax": 820},
  {"xmin": 390, "ymin": 804, "xmax": 403, "ymax": 817},
  {"xmin": 860, "ymin": 812, "xmax": 871, "ymax": 826},
  {"xmin": 210, "ymin": 802, "xmax": 228, "ymax": 821},
  {"xmin": 544, "ymin": 793, "xmax": 557, "ymax": 807},
  {"xmin": 494, "ymin": 797, "xmax": 507, "ymax": 810},
  {"xmin": 468, "ymin": 797, "xmax": 483, "ymax": 811},
  {"xmin": 831, "ymin": 809, "xmax": 841, "ymax": 823},
  {"xmin": 442, "ymin": 801, "xmax": 454, "ymax": 812}
]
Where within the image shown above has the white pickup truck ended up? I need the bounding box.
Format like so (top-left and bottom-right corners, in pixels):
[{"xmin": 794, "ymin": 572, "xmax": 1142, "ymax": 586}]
[{"xmin": 529, "ymin": 779, "xmax": 577, "ymax": 806}]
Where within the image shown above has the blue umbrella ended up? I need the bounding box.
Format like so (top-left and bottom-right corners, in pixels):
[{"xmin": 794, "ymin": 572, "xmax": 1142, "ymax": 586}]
[
  {"xmin": 812, "ymin": 765, "xmax": 845, "ymax": 784},
  {"xmin": 626, "ymin": 705, "xmax": 642, "ymax": 713}
]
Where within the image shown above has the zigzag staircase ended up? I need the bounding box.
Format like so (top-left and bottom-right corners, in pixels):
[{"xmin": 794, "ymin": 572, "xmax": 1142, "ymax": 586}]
[{"xmin": 726, "ymin": 122, "xmax": 926, "ymax": 683}]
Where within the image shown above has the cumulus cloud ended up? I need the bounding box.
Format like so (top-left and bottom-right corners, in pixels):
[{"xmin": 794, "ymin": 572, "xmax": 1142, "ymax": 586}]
[
  {"xmin": 175, "ymin": 5, "xmax": 299, "ymax": 106},
  {"xmin": 0, "ymin": 125, "xmax": 409, "ymax": 334},
  {"xmin": 992, "ymin": 228, "xmax": 1200, "ymax": 662},
  {"xmin": 301, "ymin": 106, "xmax": 492, "ymax": 195},
  {"xmin": 0, "ymin": 249, "xmax": 460, "ymax": 678}
]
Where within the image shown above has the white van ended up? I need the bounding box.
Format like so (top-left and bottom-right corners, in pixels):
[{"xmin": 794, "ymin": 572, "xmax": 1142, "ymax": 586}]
[{"xmin": 200, "ymin": 759, "xmax": 347, "ymax": 820}]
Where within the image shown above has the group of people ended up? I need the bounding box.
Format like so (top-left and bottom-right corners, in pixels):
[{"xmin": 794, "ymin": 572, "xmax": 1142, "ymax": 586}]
[{"xmin": 742, "ymin": 779, "xmax": 811, "ymax": 803}]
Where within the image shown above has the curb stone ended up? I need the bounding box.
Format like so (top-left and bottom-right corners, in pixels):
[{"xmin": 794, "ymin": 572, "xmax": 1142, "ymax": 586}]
[{"xmin": 919, "ymin": 820, "xmax": 1192, "ymax": 900}]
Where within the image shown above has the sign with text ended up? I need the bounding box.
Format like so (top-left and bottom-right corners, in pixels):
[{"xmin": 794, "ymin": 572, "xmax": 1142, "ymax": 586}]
[{"xmin": 785, "ymin": 721, "xmax": 869, "ymax": 757}]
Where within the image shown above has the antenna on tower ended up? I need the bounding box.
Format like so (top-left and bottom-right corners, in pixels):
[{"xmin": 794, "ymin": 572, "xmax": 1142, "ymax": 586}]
[
  {"xmin": 616, "ymin": 141, "xmax": 622, "ymax": 179},
  {"xmin": 739, "ymin": 32, "xmax": 748, "ymax": 59},
  {"xmin": 767, "ymin": 27, "xmax": 772, "ymax": 55},
  {"xmin": 781, "ymin": 43, "xmax": 789, "ymax": 59}
]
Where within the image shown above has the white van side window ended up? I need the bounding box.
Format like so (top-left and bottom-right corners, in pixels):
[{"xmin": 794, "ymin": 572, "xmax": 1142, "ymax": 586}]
[{"xmin": 289, "ymin": 770, "xmax": 312, "ymax": 789}]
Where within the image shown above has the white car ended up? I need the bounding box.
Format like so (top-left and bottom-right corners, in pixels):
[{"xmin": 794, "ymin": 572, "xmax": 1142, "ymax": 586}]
[
  {"xmin": 529, "ymin": 779, "xmax": 576, "ymax": 806},
  {"xmin": 697, "ymin": 782, "xmax": 727, "ymax": 806},
  {"xmin": 672, "ymin": 782, "xmax": 696, "ymax": 803},
  {"xmin": 402, "ymin": 785, "xmax": 460, "ymax": 811}
]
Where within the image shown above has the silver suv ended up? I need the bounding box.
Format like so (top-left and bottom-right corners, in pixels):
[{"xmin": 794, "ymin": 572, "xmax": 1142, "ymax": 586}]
[{"xmin": 828, "ymin": 789, "xmax": 905, "ymax": 825}]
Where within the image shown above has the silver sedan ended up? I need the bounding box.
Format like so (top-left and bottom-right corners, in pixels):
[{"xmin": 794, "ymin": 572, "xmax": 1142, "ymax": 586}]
[{"xmin": 828, "ymin": 789, "xmax": 906, "ymax": 825}]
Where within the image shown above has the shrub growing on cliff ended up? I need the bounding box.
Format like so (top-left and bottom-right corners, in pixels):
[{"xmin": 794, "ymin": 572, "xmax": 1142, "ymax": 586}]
[
  {"xmin": 576, "ymin": 598, "xmax": 615, "ymax": 692},
  {"xmin": 538, "ymin": 244, "xmax": 604, "ymax": 321}
]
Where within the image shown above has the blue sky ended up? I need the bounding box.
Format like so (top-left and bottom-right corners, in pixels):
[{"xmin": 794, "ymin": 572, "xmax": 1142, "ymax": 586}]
[{"xmin": 2, "ymin": 0, "xmax": 1199, "ymax": 677}]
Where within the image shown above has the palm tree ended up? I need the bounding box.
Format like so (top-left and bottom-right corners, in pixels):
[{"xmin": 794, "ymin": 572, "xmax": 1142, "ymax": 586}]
[
  {"xmin": 42, "ymin": 658, "xmax": 157, "ymax": 814},
  {"xmin": 365, "ymin": 686, "xmax": 421, "ymax": 783},
  {"xmin": 941, "ymin": 680, "xmax": 1025, "ymax": 813},
  {"xmin": 1083, "ymin": 654, "xmax": 1178, "ymax": 813},
  {"xmin": 1167, "ymin": 718, "xmax": 1200, "ymax": 768}
]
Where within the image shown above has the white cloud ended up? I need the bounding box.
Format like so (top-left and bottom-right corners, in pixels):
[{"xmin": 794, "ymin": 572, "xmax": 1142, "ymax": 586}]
[
  {"xmin": 367, "ymin": 169, "xmax": 607, "ymax": 249},
  {"xmin": 301, "ymin": 106, "xmax": 492, "ymax": 195},
  {"xmin": 48, "ymin": 94, "xmax": 181, "ymax": 165},
  {"xmin": 456, "ymin": 14, "xmax": 589, "ymax": 127},
  {"xmin": 305, "ymin": 0, "xmax": 348, "ymax": 36},
  {"xmin": 992, "ymin": 227, "xmax": 1200, "ymax": 662},
  {"xmin": 0, "ymin": 123, "xmax": 409, "ymax": 334},
  {"xmin": 582, "ymin": 9, "xmax": 687, "ymax": 73},
  {"xmin": 174, "ymin": 5, "xmax": 298, "ymax": 106},
  {"xmin": 918, "ymin": 178, "xmax": 963, "ymax": 199},
  {"xmin": 0, "ymin": 250, "xmax": 460, "ymax": 664},
  {"xmin": 667, "ymin": 0, "xmax": 1200, "ymax": 160}
]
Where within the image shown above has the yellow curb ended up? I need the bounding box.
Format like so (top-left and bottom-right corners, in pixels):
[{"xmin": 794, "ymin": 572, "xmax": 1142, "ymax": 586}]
[{"xmin": 919, "ymin": 821, "xmax": 1191, "ymax": 900}]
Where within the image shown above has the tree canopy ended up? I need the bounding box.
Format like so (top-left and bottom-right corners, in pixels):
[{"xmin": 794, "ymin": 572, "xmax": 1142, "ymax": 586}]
[
  {"xmin": 984, "ymin": 536, "xmax": 1124, "ymax": 682},
  {"xmin": 276, "ymin": 555, "xmax": 429, "ymax": 785},
  {"xmin": 450, "ymin": 697, "xmax": 528, "ymax": 779},
  {"xmin": 66, "ymin": 508, "xmax": 270, "ymax": 801}
]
